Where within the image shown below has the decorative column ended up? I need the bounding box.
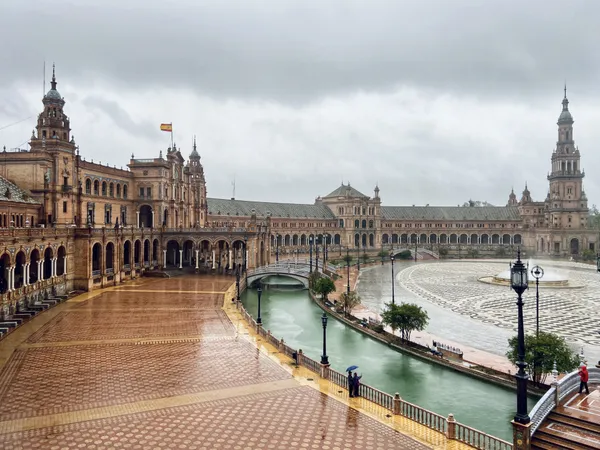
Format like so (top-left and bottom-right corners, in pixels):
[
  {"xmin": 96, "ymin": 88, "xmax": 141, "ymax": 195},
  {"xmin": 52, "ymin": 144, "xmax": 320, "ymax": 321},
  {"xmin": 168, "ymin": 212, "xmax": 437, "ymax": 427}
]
[
  {"xmin": 38, "ymin": 260, "xmax": 43, "ymax": 280},
  {"xmin": 162, "ymin": 249, "xmax": 167, "ymax": 267},
  {"xmin": 212, "ymin": 249, "xmax": 216, "ymax": 269},
  {"xmin": 151, "ymin": 210, "xmax": 155, "ymax": 228},
  {"xmin": 63, "ymin": 255, "xmax": 67, "ymax": 275},
  {"xmin": 22, "ymin": 263, "xmax": 28, "ymax": 287},
  {"xmin": 228, "ymin": 249, "xmax": 232, "ymax": 270},
  {"xmin": 195, "ymin": 250, "xmax": 199, "ymax": 269},
  {"xmin": 52, "ymin": 257, "xmax": 57, "ymax": 278},
  {"xmin": 136, "ymin": 211, "xmax": 140, "ymax": 228},
  {"xmin": 6, "ymin": 266, "xmax": 12, "ymax": 292},
  {"xmin": 178, "ymin": 250, "xmax": 183, "ymax": 269}
]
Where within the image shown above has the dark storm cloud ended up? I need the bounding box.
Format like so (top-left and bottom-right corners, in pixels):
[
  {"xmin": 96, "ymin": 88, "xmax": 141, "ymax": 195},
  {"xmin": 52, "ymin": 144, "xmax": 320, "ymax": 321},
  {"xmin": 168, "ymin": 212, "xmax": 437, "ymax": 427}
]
[{"xmin": 3, "ymin": 0, "xmax": 600, "ymax": 103}]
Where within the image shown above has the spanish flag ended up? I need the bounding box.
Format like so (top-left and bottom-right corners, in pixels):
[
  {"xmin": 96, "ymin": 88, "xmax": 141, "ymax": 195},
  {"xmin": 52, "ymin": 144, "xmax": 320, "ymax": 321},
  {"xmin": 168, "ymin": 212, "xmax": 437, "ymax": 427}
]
[{"xmin": 160, "ymin": 123, "xmax": 173, "ymax": 132}]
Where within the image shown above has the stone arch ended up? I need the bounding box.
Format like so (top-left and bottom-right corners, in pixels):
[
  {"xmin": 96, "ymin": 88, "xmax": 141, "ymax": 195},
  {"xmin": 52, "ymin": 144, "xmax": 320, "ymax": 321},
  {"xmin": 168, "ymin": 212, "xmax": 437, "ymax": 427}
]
[
  {"xmin": 123, "ymin": 240, "xmax": 132, "ymax": 267},
  {"xmin": 492, "ymin": 234, "xmax": 500, "ymax": 244},
  {"xmin": 368, "ymin": 220, "xmax": 374, "ymax": 228},
  {"xmin": 85, "ymin": 178, "xmax": 92, "ymax": 194},
  {"xmin": 166, "ymin": 240, "xmax": 180, "ymax": 267},
  {"xmin": 440, "ymin": 234, "xmax": 447, "ymax": 244},
  {"xmin": 361, "ymin": 219, "xmax": 367, "ymax": 229},
  {"xmin": 106, "ymin": 242, "xmax": 115, "ymax": 272},
  {"xmin": 43, "ymin": 247, "xmax": 54, "ymax": 279},
  {"xmin": 334, "ymin": 233, "xmax": 341, "ymax": 245},
  {"xmin": 514, "ymin": 234, "xmax": 522, "ymax": 245},
  {"xmin": 459, "ymin": 234, "xmax": 468, "ymax": 244},
  {"xmin": 14, "ymin": 251, "xmax": 26, "ymax": 289},
  {"xmin": 419, "ymin": 233, "xmax": 427, "ymax": 244},
  {"xmin": 152, "ymin": 239, "xmax": 159, "ymax": 263},
  {"xmin": 92, "ymin": 243, "xmax": 102, "ymax": 274},
  {"xmin": 539, "ymin": 237, "xmax": 544, "ymax": 252},
  {"xmin": 450, "ymin": 234, "xmax": 458, "ymax": 244},
  {"xmin": 292, "ymin": 234, "xmax": 299, "ymax": 246},
  {"xmin": 0, "ymin": 253, "xmax": 10, "ymax": 293},
  {"xmin": 109, "ymin": 182, "xmax": 114, "ymax": 197},
  {"xmin": 57, "ymin": 245, "xmax": 66, "ymax": 276},
  {"xmin": 183, "ymin": 240, "xmax": 194, "ymax": 267},
  {"xmin": 392, "ymin": 233, "xmax": 398, "ymax": 244},
  {"xmin": 139, "ymin": 205, "xmax": 153, "ymax": 228},
  {"xmin": 429, "ymin": 233, "xmax": 437, "ymax": 244},
  {"xmin": 410, "ymin": 233, "xmax": 417, "ymax": 244},
  {"xmin": 382, "ymin": 233, "xmax": 389, "ymax": 244},
  {"xmin": 300, "ymin": 234, "xmax": 306, "ymax": 246},
  {"xmin": 400, "ymin": 234, "xmax": 407, "ymax": 244},
  {"xmin": 502, "ymin": 234, "xmax": 511, "ymax": 245},
  {"xmin": 134, "ymin": 239, "xmax": 142, "ymax": 265},
  {"xmin": 116, "ymin": 183, "xmax": 121, "ymax": 198},
  {"xmin": 101, "ymin": 181, "xmax": 107, "ymax": 196},
  {"xmin": 361, "ymin": 234, "xmax": 367, "ymax": 247},
  {"xmin": 284, "ymin": 235, "xmax": 291, "ymax": 246},
  {"xmin": 481, "ymin": 234, "xmax": 489, "ymax": 244},
  {"xmin": 93, "ymin": 180, "xmax": 99, "ymax": 195},
  {"xmin": 29, "ymin": 248, "xmax": 40, "ymax": 283},
  {"xmin": 369, "ymin": 233, "xmax": 374, "ymax": 247},
  {"xmin": 143, "ymin": 239, "xmax": 151, "ymax": 264},
  {"xmin": 354, "ymin": 233, "xmax": 360, "ymax": 247},
  {"xmin": 570, "ymin": 238, "xmax": 579, "ymax": 255},
  {"xmin": 470, "ymin": 234, "xmax": 478, "ymax": 245}
]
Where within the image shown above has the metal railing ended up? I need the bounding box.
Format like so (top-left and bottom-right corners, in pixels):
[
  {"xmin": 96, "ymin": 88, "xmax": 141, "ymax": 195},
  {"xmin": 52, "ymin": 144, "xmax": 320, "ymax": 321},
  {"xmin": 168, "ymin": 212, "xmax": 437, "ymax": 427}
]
[
  {"xmin": 236, "ymin": 300, "xmax": 511, "ymax": 450},
  {"xmin": 529, "ymin": 367, "xmax": 600, "ymax": 434}
]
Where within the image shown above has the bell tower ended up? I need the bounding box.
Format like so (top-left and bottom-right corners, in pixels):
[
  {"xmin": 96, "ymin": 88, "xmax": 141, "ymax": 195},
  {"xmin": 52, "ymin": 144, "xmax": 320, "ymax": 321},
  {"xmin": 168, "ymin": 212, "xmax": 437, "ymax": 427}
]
[
  {"xmin": 546, "ymin": 87, "xmax": 588, "ymax": 229},
  {"xmin": 189, "ymin": 136, "xmax": 207, "ymax": 227}
]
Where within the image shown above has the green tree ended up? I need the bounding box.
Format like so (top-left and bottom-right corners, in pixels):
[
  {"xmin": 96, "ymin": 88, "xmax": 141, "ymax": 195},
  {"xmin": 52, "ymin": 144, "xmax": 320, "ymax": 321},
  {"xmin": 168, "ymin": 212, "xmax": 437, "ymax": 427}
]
[
  {"xmin": 314, "ymin": 277, "xmax": 336, "ymax": 301},
  {"xmin": 339, "ymin": 290, "xmax": 361, "ymax": 316},
  {"xmin": 308, "ymin": 271, "xmax": 322, "ymax": 291},
  {"xmin": 467, "ymin": 248, "xmax": 479, "ymax": 258},
  {"xmin": 381, "ymin": 302, "xmax": 429, "ymax": 343},
  {"xmin": 342, "ymin": 254, "xmax": 353, "ymax": 265},
  {"xmin": 588, "ymin": 204, "xmax": 600, "ymax": 230},
  {"xmin": 377, "ymin": 250, "xmax": 389, "ymax": 259},
  {"xmin": 506, "ymin": 331, "xmax": 580, "ymax": 386},
  {"xmin": 438, "ymin": 247, "xmax": 448, "ymax": 258},
  {"xmin": 397, "ymin": 250, "xmax": 412, "ymax": 260},
  {"xmin": 361, "ymin": 253, "xmax": 369, "ymax": 263}
]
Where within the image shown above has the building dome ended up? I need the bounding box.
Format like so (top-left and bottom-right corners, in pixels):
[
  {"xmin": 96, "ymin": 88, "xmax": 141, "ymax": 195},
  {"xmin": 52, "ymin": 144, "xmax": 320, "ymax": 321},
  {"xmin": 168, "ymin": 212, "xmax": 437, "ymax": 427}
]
[
  {"xmin": 45, "ymin": 88, "xmax": 62, "ymax": 100},
  {"xmin": 558, "ymin": 108, "xmax": 573, "ymax": 124}
]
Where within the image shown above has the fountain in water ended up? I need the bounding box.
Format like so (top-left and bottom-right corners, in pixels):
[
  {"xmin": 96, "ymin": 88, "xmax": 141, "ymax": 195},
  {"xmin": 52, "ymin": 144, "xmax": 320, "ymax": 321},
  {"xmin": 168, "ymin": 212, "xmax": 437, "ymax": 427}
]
[{"xmin": 479, "ymin": 259, "xmax": 579, "ymax": 288}]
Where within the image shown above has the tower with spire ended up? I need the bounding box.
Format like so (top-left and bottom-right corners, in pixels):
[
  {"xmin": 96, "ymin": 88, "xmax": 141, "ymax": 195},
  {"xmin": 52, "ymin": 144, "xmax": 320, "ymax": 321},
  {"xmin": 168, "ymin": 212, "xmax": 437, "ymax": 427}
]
[
  {"xmin": 546, "ymin": 86, "xmax": 588, "ymax": 234},
  {"xmin": 506, "ymin": 188, "xmax": 518, "ymax": 206},
  {"xmin": 189, "ymin": 136, "xmax": 207, "ymax": 227}
]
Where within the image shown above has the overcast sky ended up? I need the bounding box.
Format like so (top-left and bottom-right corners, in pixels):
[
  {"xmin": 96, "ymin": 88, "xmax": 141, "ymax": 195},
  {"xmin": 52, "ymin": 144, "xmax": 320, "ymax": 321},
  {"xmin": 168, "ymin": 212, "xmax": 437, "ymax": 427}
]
[{"xmin": 2, "ymin": 0, "xmax": 600, "ymax": 207}]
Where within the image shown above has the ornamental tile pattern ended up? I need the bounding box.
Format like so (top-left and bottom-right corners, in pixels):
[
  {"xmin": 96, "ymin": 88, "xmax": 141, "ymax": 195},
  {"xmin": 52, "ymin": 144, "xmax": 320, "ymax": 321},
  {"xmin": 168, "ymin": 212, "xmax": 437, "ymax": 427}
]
[{"xmin": 0, "ymin": 387, "xmax": 429, "ymax": 450}]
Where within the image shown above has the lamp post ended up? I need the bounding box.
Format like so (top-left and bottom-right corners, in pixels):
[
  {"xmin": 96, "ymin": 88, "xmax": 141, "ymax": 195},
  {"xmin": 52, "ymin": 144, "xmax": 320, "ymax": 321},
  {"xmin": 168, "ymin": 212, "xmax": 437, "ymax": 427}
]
[
  {"xmin": 275, "ymin": 233, "xmax": 279, "ymax": 262},
  {"xmin": 414, "ymin": 241, "xmax": 418, "ymax": 262},
  {"xmin": 510, "ymin": 248, "xmax": 530, "ymax": 425},
  {"xmin": 309, "ymin": 236, "xmax": 313, "ymax": 273},
  {"xmin": 346, "ymin": 247, "xmax": 351, "ymax": 295},
  {"xmin": 321, "ymin": 312, "xmax": 329, "ymax": 365},
  {"xmin": 236, "ymin": 269, "xmax": 240, "ymax": 301},
  {"xmin": 256, "ymin": 283, "xmax": 263, "ymax": 325},
  {"xmin": 323, "ymin": 233, "xmax": 328, "ymax": 266},
  {"xmin": 391, "ymin": 255, "xmax": 395, "ymax": 304},
  {"xmin": 381, "ymin": 243, "xmax": 384, "ymax": 265},
  {"xmin": 315, "ymin": 237, "xmax": 320, "ymax": 272},
  {"xmin": 531, "ymin": 265, "xmax": 544, "ymax": 337}
]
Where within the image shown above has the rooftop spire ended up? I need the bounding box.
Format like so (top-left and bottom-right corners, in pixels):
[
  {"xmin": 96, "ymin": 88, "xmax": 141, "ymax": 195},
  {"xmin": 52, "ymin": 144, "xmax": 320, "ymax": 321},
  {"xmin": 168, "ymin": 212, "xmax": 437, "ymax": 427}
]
[{"xmin": 51, "ymin": 63, "xmax": 57, "ymax": 90}]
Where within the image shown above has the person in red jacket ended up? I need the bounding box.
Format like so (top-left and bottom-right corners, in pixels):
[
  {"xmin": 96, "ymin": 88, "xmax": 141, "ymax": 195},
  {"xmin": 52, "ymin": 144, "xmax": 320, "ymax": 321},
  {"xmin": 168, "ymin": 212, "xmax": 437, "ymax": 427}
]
[{"xmin": 578, "ymin": 362, "xmax": 590, "ymax": 395}]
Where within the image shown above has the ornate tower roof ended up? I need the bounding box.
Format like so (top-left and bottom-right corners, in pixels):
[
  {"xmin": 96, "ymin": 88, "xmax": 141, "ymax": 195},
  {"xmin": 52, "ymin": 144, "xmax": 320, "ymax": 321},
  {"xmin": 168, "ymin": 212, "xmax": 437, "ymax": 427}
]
[
  {"xmin": 190, "ymin": 135, "xmax": 200, "ymax": 160},
  {"xmin": 43, "ymin": 64, "xmax": 64, "ymax": 105},
  {"xmin": 557, "ymin": 84, "xmax": 573, "ymax": 125}
]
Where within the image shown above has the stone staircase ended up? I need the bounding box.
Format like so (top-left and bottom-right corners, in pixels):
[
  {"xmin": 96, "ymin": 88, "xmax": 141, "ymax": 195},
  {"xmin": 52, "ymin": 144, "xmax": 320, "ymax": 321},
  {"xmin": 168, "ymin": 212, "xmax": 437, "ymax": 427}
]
[{"xmin": 532, "ymin": 407, "xmax": 600, "ymax": 449}]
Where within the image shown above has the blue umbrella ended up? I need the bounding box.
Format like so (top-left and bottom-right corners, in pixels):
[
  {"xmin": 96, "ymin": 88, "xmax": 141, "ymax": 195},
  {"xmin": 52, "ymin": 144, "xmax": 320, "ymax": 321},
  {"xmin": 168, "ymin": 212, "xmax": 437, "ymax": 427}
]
[{"xmin": 346, "ymin": 365, "xmax": 359, "ymax": 372}]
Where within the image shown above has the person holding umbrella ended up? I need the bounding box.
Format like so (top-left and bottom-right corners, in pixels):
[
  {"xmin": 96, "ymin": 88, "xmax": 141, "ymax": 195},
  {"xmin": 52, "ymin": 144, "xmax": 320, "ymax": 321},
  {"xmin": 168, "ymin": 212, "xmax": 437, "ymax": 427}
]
[
  {"xmin": 346, "ymin": 365, "xmax": 358, "ymax": 397},
  {"xmin": 352, "ymin": 372, "xmax": 363, "ymax": 398}
]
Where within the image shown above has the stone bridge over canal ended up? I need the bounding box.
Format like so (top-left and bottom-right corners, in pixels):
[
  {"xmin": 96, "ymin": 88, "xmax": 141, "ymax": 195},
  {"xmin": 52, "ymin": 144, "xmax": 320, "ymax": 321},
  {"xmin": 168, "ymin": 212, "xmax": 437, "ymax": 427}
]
[{"xmin": 246, "ymin": 259, "xmax": 337, "ymax": 288}]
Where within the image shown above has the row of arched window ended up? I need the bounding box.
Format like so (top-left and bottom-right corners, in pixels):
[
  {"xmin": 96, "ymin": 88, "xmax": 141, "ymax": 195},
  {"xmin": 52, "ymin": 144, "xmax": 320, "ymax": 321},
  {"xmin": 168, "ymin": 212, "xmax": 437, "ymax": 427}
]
[{"xmin": 85, "ymin": 179, "xmax": 128, "ymax": 199}]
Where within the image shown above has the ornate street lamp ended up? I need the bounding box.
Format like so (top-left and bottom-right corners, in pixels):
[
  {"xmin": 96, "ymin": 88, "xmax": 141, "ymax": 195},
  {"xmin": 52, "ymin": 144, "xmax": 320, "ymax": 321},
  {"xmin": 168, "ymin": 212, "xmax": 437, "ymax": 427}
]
[
  {"xmin": 510, "ymin": 248, "xmax": 530, "ymax": 425},
  {"xmin": 256, "ymin": 283, "xmax": 263, "ymax": 325},
  {"xmin": 391, "ymin": 255, "xmax": 395, "ymax": 304},
  {"xmin": 346, "ymin": 247, "xmax": 351, "ymax": 295},
  {"xmin": 530, "ymin": 265, "xmax": 544, "ymax": 337},
  {"xmin": 275, "ymin": 233, "xmax": 279, "ymax": 262},
  {"xmin": 309, "ymin": 236, "xmax": 313, "ymax": 273},
  {"xmin": 321, "ymin": 312, "xmax": 329, "ymax": 365},
  {"xmin": 236, "ymin": 269, "xmax": 241, "ymax": 301}
]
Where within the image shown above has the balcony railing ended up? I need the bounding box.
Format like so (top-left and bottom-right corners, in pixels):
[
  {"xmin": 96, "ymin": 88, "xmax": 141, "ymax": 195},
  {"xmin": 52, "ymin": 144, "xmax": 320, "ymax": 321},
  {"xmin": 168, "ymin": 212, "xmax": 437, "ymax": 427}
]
[{"xmin": 61, "ymin": 185, "xmax": 73, "ymax": 193}]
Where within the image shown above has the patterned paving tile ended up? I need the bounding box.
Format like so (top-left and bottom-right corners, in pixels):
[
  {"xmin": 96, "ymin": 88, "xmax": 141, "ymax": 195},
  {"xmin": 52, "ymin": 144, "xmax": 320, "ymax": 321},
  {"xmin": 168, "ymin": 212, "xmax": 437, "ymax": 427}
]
[
  {"xmin": 0, "ymin": 339, "xmax": 290, "ymax": 421},
  {"xmin": 0, "ymin": 387, "xmax": 429, "ymax": 449},
  {"xmin": 26, "ymin": 309, "xmax": 233, "ymax": 343},
  {"xmin": 77, "ymin": 291, "xmax": 224, "ymax": 310}
]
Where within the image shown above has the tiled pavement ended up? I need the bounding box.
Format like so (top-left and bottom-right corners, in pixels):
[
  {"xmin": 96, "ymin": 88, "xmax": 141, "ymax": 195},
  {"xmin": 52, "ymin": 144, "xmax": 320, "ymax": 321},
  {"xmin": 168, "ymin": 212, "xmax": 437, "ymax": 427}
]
[{"xmin": 0, "ymin": 275, "xmax": 442, "ymax": 449}]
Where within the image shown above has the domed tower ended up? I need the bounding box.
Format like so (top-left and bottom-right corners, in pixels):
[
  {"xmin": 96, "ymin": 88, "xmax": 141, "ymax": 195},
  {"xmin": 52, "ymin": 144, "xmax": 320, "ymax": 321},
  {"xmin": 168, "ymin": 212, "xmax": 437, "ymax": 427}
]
[
  {"xmin": 520, "ymin": 183, "xmax": 532, "ymax": 204},
  {"xmin": 30, "ymin": 64, "xmax": 75, "ymax": 153},
  {"xmin": 546, "ymin": 86, "xmax": 587, "ymax": 232},
  {"xmin": 189, "ymin": 136, "xmax": 207, "ymax": 227},
  {"xmin": 507, "ymin": 188, "xmax": 518, "ymax": 206}
]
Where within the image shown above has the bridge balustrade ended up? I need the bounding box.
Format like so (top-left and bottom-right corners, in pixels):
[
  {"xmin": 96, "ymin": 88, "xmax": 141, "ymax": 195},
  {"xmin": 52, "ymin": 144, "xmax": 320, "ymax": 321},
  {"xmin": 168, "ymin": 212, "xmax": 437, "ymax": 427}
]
[{"xmin": 529, "ymin": 367, "xmax": 600, "ymax": 434}]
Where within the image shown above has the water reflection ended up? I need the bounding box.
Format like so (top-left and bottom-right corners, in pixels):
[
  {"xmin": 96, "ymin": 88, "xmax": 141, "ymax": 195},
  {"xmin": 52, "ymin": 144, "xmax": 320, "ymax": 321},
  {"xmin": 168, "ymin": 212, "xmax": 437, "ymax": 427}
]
[{"xmin": 242, "ymin": 283, "xmax": 538, "ymax": 441}]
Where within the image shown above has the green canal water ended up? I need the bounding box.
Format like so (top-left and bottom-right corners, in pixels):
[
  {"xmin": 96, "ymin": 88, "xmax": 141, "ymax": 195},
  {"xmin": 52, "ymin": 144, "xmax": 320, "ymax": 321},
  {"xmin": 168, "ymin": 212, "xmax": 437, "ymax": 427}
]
[{"xmin": 241, "ymin": 277, "xmax": 539, "ymax": 442}]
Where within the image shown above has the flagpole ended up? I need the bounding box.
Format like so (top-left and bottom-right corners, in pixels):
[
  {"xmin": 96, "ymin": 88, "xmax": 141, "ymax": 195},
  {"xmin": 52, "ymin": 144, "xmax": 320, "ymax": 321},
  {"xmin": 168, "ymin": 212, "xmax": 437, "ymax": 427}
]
[{"xmin": 170, "ymin": 123, "xmax": 174, "ymax": 149}]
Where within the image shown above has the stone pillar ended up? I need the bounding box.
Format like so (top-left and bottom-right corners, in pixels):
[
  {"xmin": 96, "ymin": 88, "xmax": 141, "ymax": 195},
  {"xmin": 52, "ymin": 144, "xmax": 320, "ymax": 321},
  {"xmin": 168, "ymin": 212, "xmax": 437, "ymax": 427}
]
[
  {"xmin": 195, "ymin": 250, "xmax": 199, "ymax": 269},
  {"xmin": 212, "ymin": 250, "xmax": 216, "ymax": 269},
  {"xmin": 38, "ymin": 260, "xmax": 43, "ymax": 280},
  {"xmin": 151, "ymin": 210, "xmax": 155, "ymax": 228},
  {"xmin": 63, "ymin": 255, "xmax": 67, "ymax": 275},
  {"xmin": 178, "ymin": 250, "xmax": 183, "ymax": 269},
  {"xmin": 512, "ymin": 421, "xmax": 532, "ymax": 450},
  {"xmin": 446, "ymin": 414, "xmax": 456, "ymax": 439},
  {"xmin": 393, "ymin": 393, "xmax": 401, "ymax": 415},
  {"xmin": 7, "ymin": 266, "xmax": 13, "ymax": 292},
  {"xmin": 228, "ymin": 249, "xmax": 232, "ymax": 269},
  {"xmin": 22, "ymin": 263, "xmax": 28, "ymax": 287},
  {"xmin": 136, "ymin": 211, "xmax": 140, "ymax": 228},
  {"xmin": 52, "ymin": 257, "xmax": 57, "ymax": 278},
  {"xmin": 162, "ymin": 249, "xmax": 167, "ymax": 267}
]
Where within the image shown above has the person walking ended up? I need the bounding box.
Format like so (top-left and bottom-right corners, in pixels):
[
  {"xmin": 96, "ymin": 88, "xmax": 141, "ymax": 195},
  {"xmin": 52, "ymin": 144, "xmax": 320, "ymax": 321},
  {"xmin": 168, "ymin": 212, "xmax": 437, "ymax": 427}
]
[
  {"xmin": 578, "ymin": 362, "xmax": 590, "ymax": 395},
  {"xmin": 348, "ymin": 371, "xmax": 354, "ymax": 397},
  {"xmin": 352, "ymin": 372, "xmax": 362, "ymax": 398}
]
